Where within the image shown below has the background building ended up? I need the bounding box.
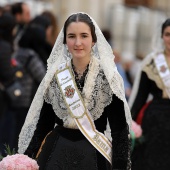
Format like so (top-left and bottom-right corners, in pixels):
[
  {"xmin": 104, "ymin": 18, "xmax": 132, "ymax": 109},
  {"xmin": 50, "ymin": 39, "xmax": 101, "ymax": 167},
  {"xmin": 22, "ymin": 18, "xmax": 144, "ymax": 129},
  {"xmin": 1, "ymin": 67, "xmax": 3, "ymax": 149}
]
[{"xmin": 1, "ymin": 0, "xmax": 170, "ymax": 59}]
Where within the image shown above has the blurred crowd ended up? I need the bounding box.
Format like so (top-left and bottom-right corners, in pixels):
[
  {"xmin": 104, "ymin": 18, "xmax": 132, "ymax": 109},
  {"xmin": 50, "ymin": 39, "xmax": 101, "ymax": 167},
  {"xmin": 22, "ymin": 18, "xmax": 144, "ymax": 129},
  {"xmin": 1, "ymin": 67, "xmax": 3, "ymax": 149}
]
[{"xmin": 0, "ymin": 2, "xmax": 59, "ymax": 155}]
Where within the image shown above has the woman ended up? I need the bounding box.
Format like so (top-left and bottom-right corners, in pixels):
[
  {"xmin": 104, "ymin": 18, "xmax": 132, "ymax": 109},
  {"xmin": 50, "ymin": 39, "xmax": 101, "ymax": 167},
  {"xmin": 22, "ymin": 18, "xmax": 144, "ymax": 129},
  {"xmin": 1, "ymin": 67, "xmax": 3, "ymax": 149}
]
[
  {"xmin": 129, "ymin": 18, "xmax": 170, "ymax": 170},
  {"xmin": 18, "ymin": 13, "xmax": 132, "ymax": 170}
]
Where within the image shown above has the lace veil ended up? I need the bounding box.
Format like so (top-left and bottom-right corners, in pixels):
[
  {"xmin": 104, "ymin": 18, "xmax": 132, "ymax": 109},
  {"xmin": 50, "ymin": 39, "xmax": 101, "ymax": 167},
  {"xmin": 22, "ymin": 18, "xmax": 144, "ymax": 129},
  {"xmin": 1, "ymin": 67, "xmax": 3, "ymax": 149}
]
[{"xmin": 18, "ymin": 12, "xmax": 132, "ymax": 154}]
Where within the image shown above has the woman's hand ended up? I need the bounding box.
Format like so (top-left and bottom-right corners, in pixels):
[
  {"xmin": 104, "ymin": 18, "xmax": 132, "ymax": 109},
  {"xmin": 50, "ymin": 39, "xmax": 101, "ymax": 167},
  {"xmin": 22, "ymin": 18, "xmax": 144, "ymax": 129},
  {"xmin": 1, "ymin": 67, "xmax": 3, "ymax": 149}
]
[{"xmin": 131, "ymin": 120, "xmax": 142, "ymax": 138}]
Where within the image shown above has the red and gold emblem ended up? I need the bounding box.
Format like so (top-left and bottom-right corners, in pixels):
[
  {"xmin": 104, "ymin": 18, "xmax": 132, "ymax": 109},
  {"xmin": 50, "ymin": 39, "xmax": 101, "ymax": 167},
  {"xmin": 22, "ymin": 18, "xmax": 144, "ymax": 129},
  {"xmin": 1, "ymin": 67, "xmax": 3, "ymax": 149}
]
[
  {"xmin": 64, "ymin": 85, "xmax": 75, "ymax": 98},
  {"xmin": 160, "ymin": 65, "xmax": 167, "ymax": 73}
]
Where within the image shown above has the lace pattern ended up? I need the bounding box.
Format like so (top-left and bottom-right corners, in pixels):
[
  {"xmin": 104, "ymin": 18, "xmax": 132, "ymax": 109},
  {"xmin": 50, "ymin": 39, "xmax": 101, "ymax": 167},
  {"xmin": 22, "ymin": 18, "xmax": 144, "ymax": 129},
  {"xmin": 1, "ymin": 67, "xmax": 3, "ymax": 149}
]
[
  {"xmin": 128, "ymin": 51, "xmax": 169, "ymax": 108},
  {"xmin": 44, "ymin": 57, "xmax": 113, "ymax": 128},
  {"xmin": 143, "ymin": 54, "xmax": 169, "ymax": 98}
]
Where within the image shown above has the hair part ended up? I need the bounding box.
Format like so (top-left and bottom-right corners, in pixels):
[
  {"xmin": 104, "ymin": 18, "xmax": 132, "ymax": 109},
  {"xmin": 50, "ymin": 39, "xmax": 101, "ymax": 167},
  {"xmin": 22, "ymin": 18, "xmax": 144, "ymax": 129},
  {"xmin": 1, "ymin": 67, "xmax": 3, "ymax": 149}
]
[{"xmin": 63, "ymin": 13, "xmax": 97, "ymax": 44}]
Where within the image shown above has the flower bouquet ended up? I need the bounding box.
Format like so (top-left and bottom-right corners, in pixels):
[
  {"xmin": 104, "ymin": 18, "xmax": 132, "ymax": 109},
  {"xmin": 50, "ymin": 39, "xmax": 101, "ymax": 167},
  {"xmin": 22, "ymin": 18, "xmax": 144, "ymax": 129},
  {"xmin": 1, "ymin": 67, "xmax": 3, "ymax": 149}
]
[{"xmin": 0, "ymin": 145, "xmax": 39, "ymax": 170}]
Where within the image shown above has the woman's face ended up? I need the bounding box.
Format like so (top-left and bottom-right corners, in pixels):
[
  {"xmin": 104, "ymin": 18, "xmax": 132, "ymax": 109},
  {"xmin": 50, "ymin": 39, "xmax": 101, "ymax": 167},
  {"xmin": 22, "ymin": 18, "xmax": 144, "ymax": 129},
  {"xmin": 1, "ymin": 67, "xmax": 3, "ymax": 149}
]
[
  {"xmin": 162, "ymin": 26, "xmax": 170, "ymax": 52},
  {"xmin": 66, "ymin": 22, "xmax": 94, "ymax": 60}
]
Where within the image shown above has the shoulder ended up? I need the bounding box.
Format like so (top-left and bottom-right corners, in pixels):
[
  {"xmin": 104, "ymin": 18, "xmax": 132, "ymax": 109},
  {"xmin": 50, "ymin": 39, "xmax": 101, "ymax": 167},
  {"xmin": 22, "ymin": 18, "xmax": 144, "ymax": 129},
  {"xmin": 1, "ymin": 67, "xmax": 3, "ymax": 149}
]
[{"xmin": 141, "ymin": 52, "xmax": 159, "ymax": 69}]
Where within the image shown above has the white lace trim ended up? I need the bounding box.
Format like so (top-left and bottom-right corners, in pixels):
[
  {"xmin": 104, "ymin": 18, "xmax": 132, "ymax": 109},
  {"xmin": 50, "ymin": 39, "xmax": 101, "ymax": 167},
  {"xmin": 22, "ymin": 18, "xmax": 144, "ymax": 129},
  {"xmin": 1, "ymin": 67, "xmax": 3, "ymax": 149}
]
[{"xmin": 128, "ymin": 51, "xmax": 170, "ymax": 108}]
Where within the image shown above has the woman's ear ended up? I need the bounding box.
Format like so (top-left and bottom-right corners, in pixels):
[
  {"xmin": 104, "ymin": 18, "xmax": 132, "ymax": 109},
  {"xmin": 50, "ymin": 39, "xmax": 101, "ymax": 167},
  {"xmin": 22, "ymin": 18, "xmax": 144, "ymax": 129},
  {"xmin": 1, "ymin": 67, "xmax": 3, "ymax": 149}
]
[{"xmin": 92, "ymin": 42, "xmax": 95, "ymax": 47}]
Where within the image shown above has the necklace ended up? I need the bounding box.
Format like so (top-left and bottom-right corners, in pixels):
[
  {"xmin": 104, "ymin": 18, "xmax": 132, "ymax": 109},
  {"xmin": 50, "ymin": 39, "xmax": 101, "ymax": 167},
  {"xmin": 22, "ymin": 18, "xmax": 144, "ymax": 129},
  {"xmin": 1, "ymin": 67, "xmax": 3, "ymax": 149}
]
[
  {"xmin": 71, "ymin": 61, "xmax": 89, "ymax": 92},
  {"xmin": 75, "ymin": 68, "xmax": 86, "ymax": 79}
]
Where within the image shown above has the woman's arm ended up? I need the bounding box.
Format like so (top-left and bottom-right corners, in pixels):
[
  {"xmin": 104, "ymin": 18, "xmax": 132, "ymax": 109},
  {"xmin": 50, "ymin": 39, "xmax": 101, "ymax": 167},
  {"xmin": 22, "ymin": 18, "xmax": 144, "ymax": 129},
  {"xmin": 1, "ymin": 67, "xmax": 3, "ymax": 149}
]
[
  {"xmin": 131, "ymin": 71, "xmax": 151, "ymax": 120},
  {"xmin": 107, "ymin": 94, "xmax": 131, "ymax": 170},
  {"xmin": 24, "ymin": 102, "xmax": 56, "ymax": 158}
]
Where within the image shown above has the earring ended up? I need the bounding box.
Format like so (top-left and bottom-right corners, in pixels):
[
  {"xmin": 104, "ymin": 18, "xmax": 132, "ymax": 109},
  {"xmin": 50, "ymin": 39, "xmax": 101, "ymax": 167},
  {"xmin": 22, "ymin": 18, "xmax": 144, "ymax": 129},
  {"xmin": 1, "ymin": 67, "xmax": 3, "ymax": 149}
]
[
  {"xmin": 91, "ymin": 47, "xmax": 95, "ymax": 57},
  {"xmin": 92, "ymin": 44, "xmax": 100, "ymax": 59},
  {"xmin": 67, "ymin": 46, "xmax": 72, "ymax": 59},
  {"xmin": 64, "ymin": 45, "xmax": 72, "ymax": 60}
]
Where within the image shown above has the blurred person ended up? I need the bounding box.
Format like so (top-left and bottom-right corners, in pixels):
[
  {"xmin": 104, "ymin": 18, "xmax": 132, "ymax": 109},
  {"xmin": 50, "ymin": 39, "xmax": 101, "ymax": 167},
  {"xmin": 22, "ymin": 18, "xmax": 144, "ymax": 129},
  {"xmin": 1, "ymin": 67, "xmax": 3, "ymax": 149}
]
[
  {"xmin": 10, "ymin": 46, "xmax": 46, "ymax": 152},
  {"xmin": 121, "ymin": 52, "xmax": 135, "ymax": 86},
  {"xmin": 102, "ymin": 29, "xmax": 113, "ymax": 47},
  {"xmin": 114, "ymin": 50, "xmax": 132, "ymax": 100},
  {"xmin": 18, "ymin": 15, "xmax": 53, "ymax": 67},
  {"xmin": 41, "ymin": 10, "xmax": 59, "ymax": 46},
  {"xmin": 129, "ymin": 18, "xmax": 170, "ymax": 170},
  {"xmin": 18, "ymin": 12, "xmax": 132, "ymax": 169},
  {"xmin": 129, "ymin": 54, "xmax": 143, "ymax": 84},
  {"xmin": 3, "ymin": 4, "xmax": 12, "ymax": 14},
  {"xmin": 11, "ymin": 2, "xmax": 31, "ymax": 50},
  {"xmin": 0, "ymin": 6, "xmax": 3, "ymax": 16},
  {"xmin": 0, "ymin": 12, "xmax": 16, "ymax": 155}
]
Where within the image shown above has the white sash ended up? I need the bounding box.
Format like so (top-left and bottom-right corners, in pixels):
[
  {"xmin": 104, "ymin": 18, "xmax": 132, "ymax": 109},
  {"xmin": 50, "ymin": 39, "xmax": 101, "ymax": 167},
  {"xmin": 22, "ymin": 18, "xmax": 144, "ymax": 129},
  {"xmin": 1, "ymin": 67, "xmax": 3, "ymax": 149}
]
[
  {"xmin": 55, "ymin": 63, "xmax": 112, "ymax": 164},
  {"xmin": 154, "ymin": 53, "xmax": 170, "ymax": 98}
]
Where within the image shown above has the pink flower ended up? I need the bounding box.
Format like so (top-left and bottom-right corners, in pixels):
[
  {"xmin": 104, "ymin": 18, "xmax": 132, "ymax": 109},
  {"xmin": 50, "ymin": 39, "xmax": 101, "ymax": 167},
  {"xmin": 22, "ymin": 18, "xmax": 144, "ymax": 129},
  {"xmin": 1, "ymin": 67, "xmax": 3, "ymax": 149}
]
[
  {"xmin": 131, "ymin": 120, "xmax": 143, "ymax": 138},
  {"xmin": 0, "ymin": 154, "xmax": 39, "ymax": 170}
]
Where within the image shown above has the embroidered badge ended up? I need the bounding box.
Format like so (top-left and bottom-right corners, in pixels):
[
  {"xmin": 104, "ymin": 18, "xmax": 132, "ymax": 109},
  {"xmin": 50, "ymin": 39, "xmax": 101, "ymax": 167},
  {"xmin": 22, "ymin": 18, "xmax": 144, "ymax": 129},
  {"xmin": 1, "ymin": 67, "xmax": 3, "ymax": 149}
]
[
  {"xmin": 64, "ymin": 85, "xmax": 75, "ymax": 98},
  {"xmin": 160, "ymin": 65, "xmax": 167, "ymax": 73}
]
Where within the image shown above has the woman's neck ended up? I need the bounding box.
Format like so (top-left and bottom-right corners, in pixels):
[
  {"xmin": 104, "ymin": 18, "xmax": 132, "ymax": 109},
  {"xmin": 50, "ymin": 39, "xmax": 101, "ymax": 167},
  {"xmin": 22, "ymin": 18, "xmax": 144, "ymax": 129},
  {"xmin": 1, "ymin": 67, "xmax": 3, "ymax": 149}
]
[{"xmin": 72, "ymin": 57, "xmax": 90, "ymax": 72}]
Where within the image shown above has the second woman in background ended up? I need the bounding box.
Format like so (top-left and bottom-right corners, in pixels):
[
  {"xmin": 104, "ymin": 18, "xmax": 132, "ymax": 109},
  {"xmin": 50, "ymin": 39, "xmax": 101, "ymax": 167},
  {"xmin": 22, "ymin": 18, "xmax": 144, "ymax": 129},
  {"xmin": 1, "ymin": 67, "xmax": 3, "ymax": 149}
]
[{"xmin": 129, "ymin": 18, "xmax": 170, "ymax": 170}]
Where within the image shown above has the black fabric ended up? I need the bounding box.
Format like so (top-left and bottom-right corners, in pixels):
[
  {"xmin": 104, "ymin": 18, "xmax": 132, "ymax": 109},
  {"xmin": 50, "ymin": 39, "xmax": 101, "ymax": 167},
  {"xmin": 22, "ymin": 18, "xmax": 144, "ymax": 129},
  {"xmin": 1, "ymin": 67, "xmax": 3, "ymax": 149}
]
[
  {"xmin": 18, "ymin": 25, "xmax": 52, "ymax": 67},
  {"xmin": 25, "ymin": 96, "xmax": 130, "ymax": 169},
  {"xmin": 0, "ymin": 40, "xmax": 15, "ymax": 86},
  {"xmin": 24, "ymin": 70, "xmax": 130, "ymax": 169},
  {"xmin": 10, "ymin": 48, "xmax": 46, "ymax": 108},
  {"xmin": 131, "ymin": 71, "xmax": 170, "ymax": 170},
  {"xmin": 37, "ymin": 126, "xmax": 100, "ymax": 170},
  {"xmin": 0, "ymin": 40, "xmax": 15, "ymax": 115}
]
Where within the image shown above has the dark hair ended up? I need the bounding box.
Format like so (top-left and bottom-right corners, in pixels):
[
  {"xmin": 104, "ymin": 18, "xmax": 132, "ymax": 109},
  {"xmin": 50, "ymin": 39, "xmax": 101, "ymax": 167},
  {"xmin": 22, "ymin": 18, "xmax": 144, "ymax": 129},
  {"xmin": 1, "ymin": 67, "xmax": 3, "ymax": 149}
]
[
  {"xmin": 11, "ymin": 2, "xmax": 25, "ymax": 15},
  {"xmin": 161, "ymin": 18, "xmax": 170, "ymax": 37},
  {"xmin": 0, "ymin": 13, "xmax": 16, "ymax": 44},
  {"xmin": 63, "ymin": 13, "xmax": 97, "ymax": 44},
  {"xmin": 30, "ymin": 15, "xmax": 51, "ymax": 30}
]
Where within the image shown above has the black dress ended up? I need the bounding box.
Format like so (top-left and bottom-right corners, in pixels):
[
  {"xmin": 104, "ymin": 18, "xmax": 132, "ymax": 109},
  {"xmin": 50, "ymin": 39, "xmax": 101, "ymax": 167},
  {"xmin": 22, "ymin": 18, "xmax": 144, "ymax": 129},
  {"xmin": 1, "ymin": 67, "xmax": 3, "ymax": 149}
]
[
  {"xmin": 24, "ymin": 68, "xmax": 131, "ymax": 170},
  {"xmin": 131, "ymin": 67, "xmax": 170, "ymax": 169}
]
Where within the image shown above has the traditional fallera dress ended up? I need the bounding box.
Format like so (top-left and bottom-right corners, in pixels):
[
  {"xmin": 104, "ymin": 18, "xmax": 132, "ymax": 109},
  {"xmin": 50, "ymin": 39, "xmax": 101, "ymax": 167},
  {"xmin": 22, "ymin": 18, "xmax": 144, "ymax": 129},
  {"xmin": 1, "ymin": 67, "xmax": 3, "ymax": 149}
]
[
  {"xmin": 18, "ymin": 12, "xmax": 132, "ymax": 170},
  {"xmin": 130, "ymin": 52, "xmax": 170, "ymax": 170},
  {"xmin": 24, "ymin": 57, "xmax": 131, "ymax": 170}
]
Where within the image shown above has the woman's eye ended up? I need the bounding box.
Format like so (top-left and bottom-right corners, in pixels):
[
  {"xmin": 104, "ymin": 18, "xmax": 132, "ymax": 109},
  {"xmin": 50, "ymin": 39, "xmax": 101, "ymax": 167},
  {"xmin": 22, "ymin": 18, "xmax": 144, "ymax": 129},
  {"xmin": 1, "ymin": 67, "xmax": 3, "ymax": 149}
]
[
  {"xmin": 68, "ymin": 36, "xmax": 75, "ymax": 38},
  {"xmin": 164, "ymin": 33, "xmax": 170, "ymax": 37},
  {"xmin": 82, "ymin": 35, "xmax": 88, "ymax": 38}
]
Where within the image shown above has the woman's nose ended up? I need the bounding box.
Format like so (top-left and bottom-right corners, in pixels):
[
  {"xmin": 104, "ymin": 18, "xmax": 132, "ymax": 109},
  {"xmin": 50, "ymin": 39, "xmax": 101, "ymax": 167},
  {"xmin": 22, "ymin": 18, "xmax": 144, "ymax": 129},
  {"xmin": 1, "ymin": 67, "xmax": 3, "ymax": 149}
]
[{"xmin": 75, "ymin": 38, "xmax": 81, "ymax": 46}]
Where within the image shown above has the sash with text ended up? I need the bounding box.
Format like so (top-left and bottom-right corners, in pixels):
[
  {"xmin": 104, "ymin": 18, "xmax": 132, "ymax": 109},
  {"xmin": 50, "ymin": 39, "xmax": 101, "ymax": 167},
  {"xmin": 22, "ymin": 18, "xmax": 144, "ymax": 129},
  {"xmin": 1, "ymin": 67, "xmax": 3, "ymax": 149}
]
[
  {"xmin": 155, "ymin": 53, "xmax": 170, "ymax": 98},
  {"xmin": 55, "ymin": 63, "xmax": 112, "ymax": 164}
]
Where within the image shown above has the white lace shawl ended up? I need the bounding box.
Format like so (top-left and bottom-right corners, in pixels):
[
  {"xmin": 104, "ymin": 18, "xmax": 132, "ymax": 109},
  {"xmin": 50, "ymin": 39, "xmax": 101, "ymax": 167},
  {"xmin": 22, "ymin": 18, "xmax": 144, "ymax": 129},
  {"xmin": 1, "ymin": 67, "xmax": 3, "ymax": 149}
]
[
  {"xmin": 128, "ymin": 51, "xmax": 169, "ymax": 108},
  {"xmin": 18, "ymin": 12, "xmax": 132, "ymax": 154},
  {"xmin": 44, "ymin": 56, "xmax": 114, "ymax": 129}
]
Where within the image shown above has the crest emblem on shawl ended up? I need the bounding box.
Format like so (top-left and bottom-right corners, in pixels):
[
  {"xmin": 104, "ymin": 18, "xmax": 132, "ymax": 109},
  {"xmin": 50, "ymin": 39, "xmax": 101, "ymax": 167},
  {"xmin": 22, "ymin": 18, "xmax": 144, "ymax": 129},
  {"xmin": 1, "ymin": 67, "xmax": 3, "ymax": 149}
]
[
  {"xmin": 64, "ymin": 85, "xmax": 75, "ymax": 98},
  {"xmin": 160, "ymin": 65, "xmax": 167, "ymax": 73}
]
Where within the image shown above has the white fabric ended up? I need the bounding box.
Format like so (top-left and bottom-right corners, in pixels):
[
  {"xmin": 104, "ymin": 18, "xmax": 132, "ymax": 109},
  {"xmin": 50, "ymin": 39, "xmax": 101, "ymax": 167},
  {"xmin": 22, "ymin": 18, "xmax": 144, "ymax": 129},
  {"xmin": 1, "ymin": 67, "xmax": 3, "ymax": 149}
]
[
  {"xmin": 154, "ymin": 53, "xmax": 170, "ymax": 98},
  {"xmin": 18, "ymin": 12, "xmax": 132, "ymax": 154}
]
